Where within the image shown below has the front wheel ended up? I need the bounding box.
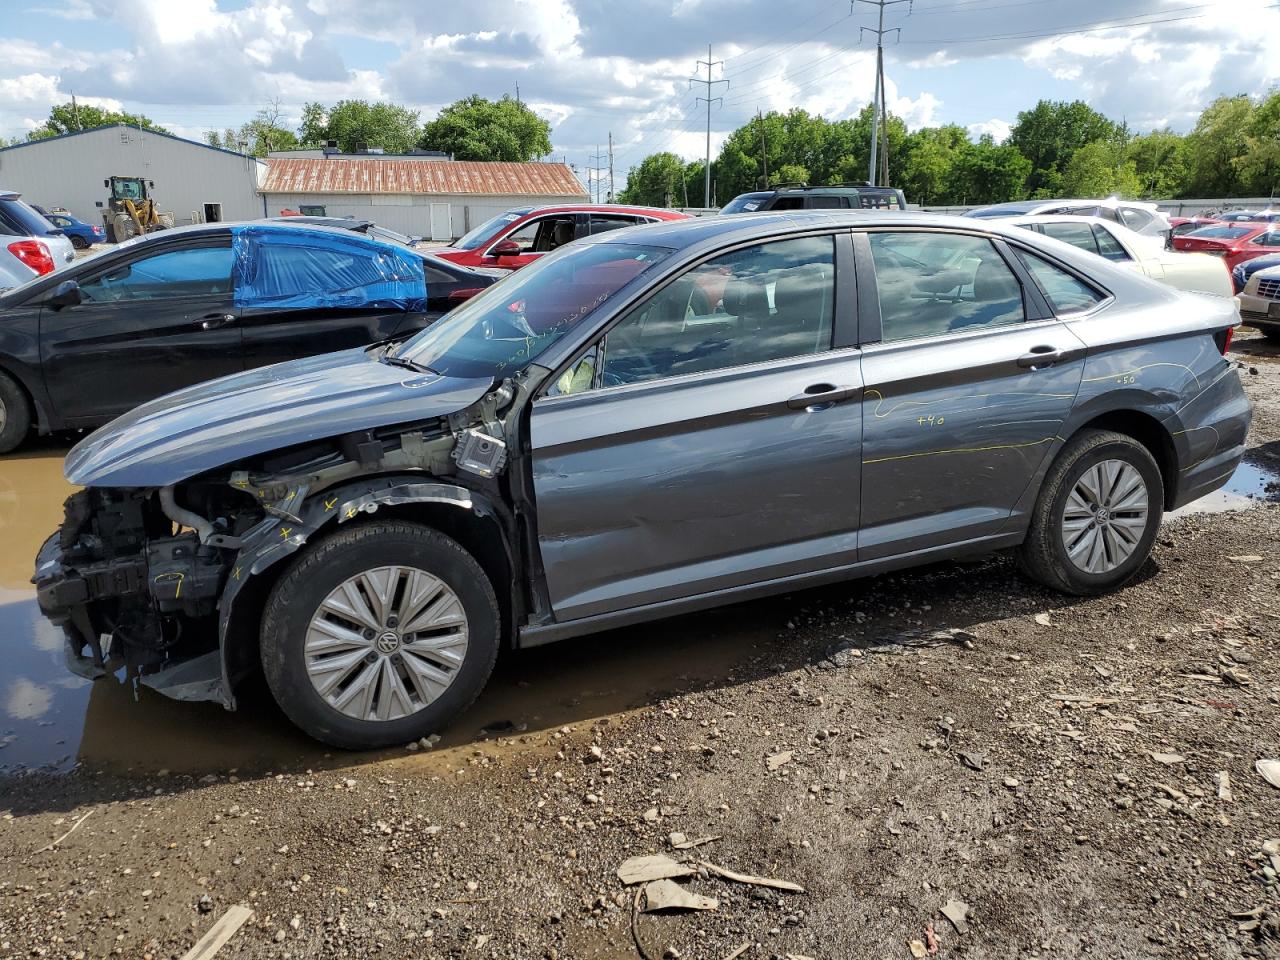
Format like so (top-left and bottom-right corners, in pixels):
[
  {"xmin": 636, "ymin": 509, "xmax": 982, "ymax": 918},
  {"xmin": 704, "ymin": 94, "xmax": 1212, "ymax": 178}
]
[
  {"xmin": 0, "ymin": 372, "xmax": 32, "ymax": 454},
  {"xmin": 260, "ymin": 520, "xmax": 500, "ymax": 749},
  {"xmin": 1016, "ymin": 429, "xmax": 1163, "ymax": 595}
]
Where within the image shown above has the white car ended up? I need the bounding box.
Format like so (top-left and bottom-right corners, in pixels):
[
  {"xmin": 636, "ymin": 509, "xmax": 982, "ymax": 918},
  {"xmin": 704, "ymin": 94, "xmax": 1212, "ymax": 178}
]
[
  {"xmin": 0, "ymin": 190, "xmax": 75, "ymax": 290},
  {"xmin": 1007, "ymin": 215, "xmax": 1233, "ymax": 300},
  {"xmin": 966, "ymin": 197, "xmax": 1172, "ymax": 241},
  {"xmin": 1236, "ymin": 263, "xmax": 1280, "ymax": 342}
]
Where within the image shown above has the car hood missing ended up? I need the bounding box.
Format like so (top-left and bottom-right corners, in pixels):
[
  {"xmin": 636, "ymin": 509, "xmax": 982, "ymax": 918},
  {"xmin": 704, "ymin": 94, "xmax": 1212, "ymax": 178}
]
[{"xmin": 65, "ymin": 348, "xmax": 495, "ymax": 488}]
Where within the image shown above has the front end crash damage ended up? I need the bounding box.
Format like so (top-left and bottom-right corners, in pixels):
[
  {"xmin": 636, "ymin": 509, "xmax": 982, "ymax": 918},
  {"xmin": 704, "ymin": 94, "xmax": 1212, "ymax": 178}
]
[{"xmin": 33, "ymin": 380, "xmax": 531, "ymax": 708}]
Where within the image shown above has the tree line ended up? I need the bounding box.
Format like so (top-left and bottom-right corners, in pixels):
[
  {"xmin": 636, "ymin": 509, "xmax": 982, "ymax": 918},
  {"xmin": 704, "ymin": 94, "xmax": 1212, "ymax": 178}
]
[
  {"xmin": 618, "ymin": 94, "xmax": 1280, "ymax": 207},
  {"xmin": 7, "ymin": 96, "xmax": 554, "ymax": 164}
]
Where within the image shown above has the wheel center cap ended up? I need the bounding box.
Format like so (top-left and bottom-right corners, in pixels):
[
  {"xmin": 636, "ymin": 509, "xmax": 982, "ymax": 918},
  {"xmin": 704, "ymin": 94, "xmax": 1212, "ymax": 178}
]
[
  {"xmin": 1096, "ymin": 508, "xmax": 1111, "ymax": 523},
  {"xmin": 375, "ymin": 631, "xmax": 401, "ymax": 655}
]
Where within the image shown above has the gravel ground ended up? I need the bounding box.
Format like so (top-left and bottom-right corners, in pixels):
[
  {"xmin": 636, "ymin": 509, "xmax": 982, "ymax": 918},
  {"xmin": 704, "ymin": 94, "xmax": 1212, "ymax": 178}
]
[{"xmin": 1, "ymin": 332, "xmax": 1278, "ymax": 960}]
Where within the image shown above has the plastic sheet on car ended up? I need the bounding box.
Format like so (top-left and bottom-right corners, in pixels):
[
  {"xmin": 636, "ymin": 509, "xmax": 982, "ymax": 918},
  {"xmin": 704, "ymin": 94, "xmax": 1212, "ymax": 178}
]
[{"xmin": 231, "ymin": 224, "xmax": 426, "ymax": 311}]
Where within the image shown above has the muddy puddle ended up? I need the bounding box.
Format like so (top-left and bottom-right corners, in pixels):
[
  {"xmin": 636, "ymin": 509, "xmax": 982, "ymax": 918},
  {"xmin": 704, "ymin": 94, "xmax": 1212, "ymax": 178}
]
[
  {"xmin": 1167, "ymin": 458, "xmax": 1280, "ymax": 517},
  {"xmin": 2, "ymin": 440, "xmax": 1274, "ymax": 777}
]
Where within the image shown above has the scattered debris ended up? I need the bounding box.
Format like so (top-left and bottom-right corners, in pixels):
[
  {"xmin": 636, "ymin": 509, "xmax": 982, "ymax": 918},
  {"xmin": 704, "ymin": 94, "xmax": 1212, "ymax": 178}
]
[
  {"xmin": 766, "ymin": 750, "xmax": 793, "ymax": 771},
  {"xmin": 1256, "ymin": 760, "xmax": 1280, "ymax": 789},
  {"xmin": 697, "ymin": 860, "xmax": 805, "ymax": 893},
  {"xmin": 1227, "ymin": 555, "xmax": 1264, "ymax": 562},
  {"xmin": 1217, "ymin": 770, "xmax": 1233, "ymax": 802},
  {"xmin": 669, "ymin": 832, "xmax": 719, "ymax": 850},
  {"xmin": 909, "ymin": 938, "xmax": 928, "ymax": 958},
  {"xmin": 32, "ymin": 808, "xmax": 94, "ymax": 855},
  {"xmin": 618, "ymin": 855, "xmax": 696, "ymax": 885},
  {"xmin": 722, "ymin": 945, "xmax": 751, "ymax": 960},
  {"xmin": 924, "ymin": 922, "xmax": 939, "ymax": 954},
  {"xmin": 958, "ymin": 751, "xmax": 986, "ymax": 771},
  {"xmin": 1033, "ymin": 612, "xmax": 1054, "ymax": 627},
  {"xmin": 179, "ymin": 904, "xmax": 253, "ymax": 960},
  {"xmin": 642, "ymin": 878, "xmax": 719, "ymax": 913},
  {"xmin": 1149, "ymin": 752, "xmax": 1186, "ymax": 765},
  {"xmin": 940, "ymin": 898, "xmax": 970, "ymax": 934},
  {"xmin": 1220, "ymin": 666, "xmax": 1253, "ymax": 686}
]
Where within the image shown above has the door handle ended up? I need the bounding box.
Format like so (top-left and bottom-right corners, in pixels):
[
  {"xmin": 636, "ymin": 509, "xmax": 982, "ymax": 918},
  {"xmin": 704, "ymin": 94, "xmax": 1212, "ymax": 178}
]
[
  {"xmin": 1017, "ymin": 345, "xmax": 1064, "ymax": 369},
  {"xmin": 198, "ymin": 313, "xmax": 236, "ymax": 330},
  {"xmin": 787, "ymin": 384, "xmax": 857, "ymax": 410}
]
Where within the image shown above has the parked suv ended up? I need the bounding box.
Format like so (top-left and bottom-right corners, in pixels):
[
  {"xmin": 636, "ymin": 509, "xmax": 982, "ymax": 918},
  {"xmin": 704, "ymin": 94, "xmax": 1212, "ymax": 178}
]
[
  {"xmin": 0, "ymin": 190, "xmax": 75, "ymax": 290},
  {"xmin": 721, "ymin": 183, "xmax": 908, "ymax": 214},
  {"xmin": 35, "ymin": 212, "xmax": 1249, "ymax": 749}
]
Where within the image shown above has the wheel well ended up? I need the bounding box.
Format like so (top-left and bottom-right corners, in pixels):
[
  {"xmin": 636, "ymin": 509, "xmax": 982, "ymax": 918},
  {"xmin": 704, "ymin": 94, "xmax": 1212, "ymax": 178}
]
[
  {"xmin": 221, "ymin": 503, "xmax": 516, "ymax": 698},
  {"xmin": 1074, "ymin": 410, "xmax": 1177, "ymax": 510},
  {"xmin": 0, "ymin": 362, "xmax": 46, "ymax": 433}
]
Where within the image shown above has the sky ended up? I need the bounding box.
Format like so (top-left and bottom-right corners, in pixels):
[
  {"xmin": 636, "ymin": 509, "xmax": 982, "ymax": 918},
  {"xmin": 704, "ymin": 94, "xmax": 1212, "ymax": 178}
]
[{"xmin": 1, "ymin": 0, "xmax": 1275, "ymax": 194}]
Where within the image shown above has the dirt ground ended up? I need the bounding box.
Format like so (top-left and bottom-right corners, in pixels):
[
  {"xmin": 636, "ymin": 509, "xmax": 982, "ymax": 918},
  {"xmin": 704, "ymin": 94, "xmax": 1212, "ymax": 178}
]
[{"xmin": 1, "ymin": 333, "xmax": 1278, "ymax": 960}]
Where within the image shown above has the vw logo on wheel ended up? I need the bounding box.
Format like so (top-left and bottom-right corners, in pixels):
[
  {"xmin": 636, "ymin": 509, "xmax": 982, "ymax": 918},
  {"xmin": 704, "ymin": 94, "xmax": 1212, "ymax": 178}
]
[{"xmin": 375, "ymin": 631, "xmax": 401, "ymax": 655}]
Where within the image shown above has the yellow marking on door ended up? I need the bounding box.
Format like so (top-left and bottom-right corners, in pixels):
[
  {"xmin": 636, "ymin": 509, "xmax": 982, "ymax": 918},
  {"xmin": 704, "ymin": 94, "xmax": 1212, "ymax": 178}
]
[
  {"xmin": 863, "ymin": 436, "xmax": 1060, "ymax": 465},
  {"xmin": 864, "ymin": 387, "xmax": 1075, "ymax": 419},
  {"xmin": 279, "ymin": 527, "xmax": 293, "ymax": 539},
  {"xmin": 324, "ymin": 497, "xmax": 338, "ymax": 511},
  {"xmin": 1081, "ymin": 361, "xmax": 1200, "ymax": 388}
]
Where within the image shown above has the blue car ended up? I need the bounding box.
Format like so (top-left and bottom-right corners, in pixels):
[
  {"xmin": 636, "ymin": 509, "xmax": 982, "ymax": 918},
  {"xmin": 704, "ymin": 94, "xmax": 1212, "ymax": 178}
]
[
  {"xmin": 1233, "ymin": 253, "xmax": 1280, "ymax": 293},
  {"xmin": 44, "ymin": 211, "xmax": 105, "ymax": 250}
]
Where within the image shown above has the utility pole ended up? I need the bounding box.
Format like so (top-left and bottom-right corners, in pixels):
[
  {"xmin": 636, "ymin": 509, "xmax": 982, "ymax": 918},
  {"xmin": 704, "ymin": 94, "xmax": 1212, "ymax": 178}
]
[
  {"xmin": 690, "ymin": 45, "xmax": 728, "ymax": 207},
  {"xmin": 855, "ymin": 0, "xmax": 910, "ymax": 187},
  {"xmin": 71, "ymin": 93, "xmax": 80, "ymax": 130},
  {"xmin": 757, "ymin": 109, "xmax": 769, "ymax": 188},
  {"xmin": 587, "ymin": 145, "xmax": 609, "ymax": 204},
  {"xmin": 608, "ymin": 131, "xmax": 615, "ymax": 203}
]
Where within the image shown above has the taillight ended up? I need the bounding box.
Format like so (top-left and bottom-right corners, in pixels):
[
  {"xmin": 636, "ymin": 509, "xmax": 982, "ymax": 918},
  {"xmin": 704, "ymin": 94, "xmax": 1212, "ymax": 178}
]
[
  {"xmin": 447, "ymin": 287, "xmax": 485, "ymax": 301},
  {"xmin": 1215, "ymin": 326, "xmax": 1234, "ymax": 355},
  {"xmin": 7, "ymin": 239, "xmax": 55, "ymax": 275}
]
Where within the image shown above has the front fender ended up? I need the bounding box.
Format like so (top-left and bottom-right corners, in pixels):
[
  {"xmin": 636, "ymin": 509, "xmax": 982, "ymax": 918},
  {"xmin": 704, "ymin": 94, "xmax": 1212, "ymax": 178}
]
[{"xmin": 215, "ymin": 475, "xmax": 495, "ymax": 706}]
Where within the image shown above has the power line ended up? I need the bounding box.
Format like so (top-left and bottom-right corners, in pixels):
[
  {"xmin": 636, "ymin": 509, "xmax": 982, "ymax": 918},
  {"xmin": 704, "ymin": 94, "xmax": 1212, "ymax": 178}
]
[
  {"xmin": 587, "ymin": 144, "xmax": 609, "ymax": 203},
  {"xmin": 689, "ymin": 44, "xmax": 729, "ymax": 207},
  {"xmin": 855, "ymin": 0, "xmax": 911, "ymax": 187}
]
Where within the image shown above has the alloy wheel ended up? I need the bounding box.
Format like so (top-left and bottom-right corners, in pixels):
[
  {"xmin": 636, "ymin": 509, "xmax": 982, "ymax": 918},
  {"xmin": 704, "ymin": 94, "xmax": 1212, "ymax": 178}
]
[
  {"xmin": 1060, "ymin": 458, "xmax": 1150, "ymax": 574},
  {"xmin": 303, "ymin": 565, "xmax": 469, "ymax": 722}
]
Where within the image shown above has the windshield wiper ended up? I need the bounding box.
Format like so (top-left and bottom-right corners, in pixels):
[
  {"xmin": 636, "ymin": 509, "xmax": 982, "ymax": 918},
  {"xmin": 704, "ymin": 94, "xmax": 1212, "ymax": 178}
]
[{"xmin": 380, "ymin": 352, "xmax": 435, "ymax": 374}]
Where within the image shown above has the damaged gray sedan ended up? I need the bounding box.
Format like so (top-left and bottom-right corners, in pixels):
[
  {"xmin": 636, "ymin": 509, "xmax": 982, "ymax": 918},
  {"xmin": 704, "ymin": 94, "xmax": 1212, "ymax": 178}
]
[{"xmin": 34, "ymin": 212, "xmax": 1251, "ymax": 748}]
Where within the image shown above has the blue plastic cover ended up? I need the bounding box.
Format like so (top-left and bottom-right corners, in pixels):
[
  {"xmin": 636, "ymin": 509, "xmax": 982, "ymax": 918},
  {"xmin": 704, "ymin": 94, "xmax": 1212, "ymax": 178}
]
[{"xmin": 231, "ymin": 224, "xmax": 426, "ymax": 311}]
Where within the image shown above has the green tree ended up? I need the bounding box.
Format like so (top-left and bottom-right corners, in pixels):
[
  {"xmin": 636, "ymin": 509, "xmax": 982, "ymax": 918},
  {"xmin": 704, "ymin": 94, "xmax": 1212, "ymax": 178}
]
[
  {"xmin": 419, "ymin": 95, "xmax": 552, "ymax": 162},
  {"xmin": 1125, "ymin": 130, "xmax": 1187, "ymax": 198},
  {"xmin": 1059, "ymin": 140, "xmax": 1142, "ymax": 197},
  {"xmin": 28, "ymin": 101, "xmax": 169, "ymax": 140},
  {"xmin": 1233, "ymin": 90, "xmax": 1280, "ymax": 196},
  {"xmin": 951, "ymin": 136, "xmax": 1033, "ymax": 205},
  {"xmin": 617, "ymin": 152, "xmax": 688, "ymax": 206},
  {"xmin": 1183, "ymin": 95, "xmax": 1253, "ymax": 197},
  {"xmin": 898, "ymin": 124, "xmax": 970, "ymax": 204},
  {"xmin": 1008, "ymin": 99, "xmax": 1121, "ymax": 196},
  {"xmin": 298, "ymin": 100, "xmax": 421, "ymax": 154}
]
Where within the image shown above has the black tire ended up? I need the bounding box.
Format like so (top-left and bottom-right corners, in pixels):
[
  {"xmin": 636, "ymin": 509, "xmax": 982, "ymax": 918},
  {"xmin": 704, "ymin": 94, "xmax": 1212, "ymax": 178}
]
[
  {"xmin": 1016, "ymin": 429, "xmax": 1163, "ymax": 596},
  {"xmin": 104, "ymin": 224, "xmax": 116, "ymax": 244},
  {"xmin": 260, "ymin": 520, "xmax": 500, "ymax": 749},
  {"xmin": 0, "ymin": 372, "xmax": 32, "ymax": 454},
  {"xmin": 69, "ymin": 235, "xmax": 87, "ymax": 250}
]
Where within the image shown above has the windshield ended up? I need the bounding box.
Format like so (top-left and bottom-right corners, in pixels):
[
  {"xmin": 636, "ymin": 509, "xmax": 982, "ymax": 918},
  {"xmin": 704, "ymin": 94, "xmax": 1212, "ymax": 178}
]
[
  {"xmin": 1186, "ymin": 225, "xmax": 1253, "ymax": 240},
  {"xmin": 0, "ymin": 197, "xmax": 60, "ymax": 238},
  {"xmin": 397, "ymin": 241, "xmax": 672, "ymax": 379},
  {"xmin": 720, "ymin": 193, "xmax": 770, "ymax": 214},
  {"xmin": 451, "ymin": 209, "xmax": 531, "ymax": 250}
]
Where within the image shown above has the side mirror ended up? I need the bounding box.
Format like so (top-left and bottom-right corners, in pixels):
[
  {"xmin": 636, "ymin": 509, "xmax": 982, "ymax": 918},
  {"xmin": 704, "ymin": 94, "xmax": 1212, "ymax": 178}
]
[
  {"xmin": 491, "ymin": 239, "xmax": 521, "ymax": 257},
  {"xmin": 103, "ymin": 179, "xmax": 110, "ymax": 189},
  {"xmin": 46, "ymin": 279, "xmax": 82, "ymax": 310}
]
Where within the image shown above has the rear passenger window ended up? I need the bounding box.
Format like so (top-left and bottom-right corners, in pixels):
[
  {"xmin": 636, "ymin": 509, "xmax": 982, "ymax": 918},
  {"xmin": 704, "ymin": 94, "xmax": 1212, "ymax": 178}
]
[
  {"xmin": 808, "ymin": 196, "xmax": 845, "ymax": 209},
  {"xmin": 867, "ymin": 232, "xmax": 1025, "ymax": 342},
  {"xmin": 1014, "ymin": 249, "xmax": 1105, "ymax": 314},
  {"xmin": 1040, "ymin": 221, "xmax": 1100, "ymax": 255},
  {"xmin": 1091, "ymin": 226, "xmax": 1131, "ymax": 262},
  {"xmin": 598, "ymin": 236, "xmax": 834, "ymax": 387}
]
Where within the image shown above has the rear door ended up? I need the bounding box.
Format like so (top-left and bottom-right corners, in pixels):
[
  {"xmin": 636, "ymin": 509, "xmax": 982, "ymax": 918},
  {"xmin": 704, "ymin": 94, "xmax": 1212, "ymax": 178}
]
[
  {"xmin": 856, "ymin": 229, "xmax": 1090, "ymax": 559},
  {"xmin": 40, "ymin": 237, "xmax": 243, "ymax": 423},
  {"xmin": 530, "ymin": 232, "xmax": 863, "ymax": 621}
]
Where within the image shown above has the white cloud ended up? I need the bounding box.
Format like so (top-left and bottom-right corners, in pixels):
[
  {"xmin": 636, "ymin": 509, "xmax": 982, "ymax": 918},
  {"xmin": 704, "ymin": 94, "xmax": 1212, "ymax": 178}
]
[{"xmin": 967, "ymin": 118, "xmax": 1012, "ymax": 143}]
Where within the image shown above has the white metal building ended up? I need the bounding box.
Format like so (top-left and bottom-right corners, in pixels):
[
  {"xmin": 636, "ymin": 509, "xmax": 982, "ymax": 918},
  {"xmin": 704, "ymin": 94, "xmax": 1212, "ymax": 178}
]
[
  {"xmin": 260, "ymin": 156, "xmax": 589, "ymax": 241},
  {"xmin": 0, "ymin": 124, "xmax": 266, "ymax": 227}
]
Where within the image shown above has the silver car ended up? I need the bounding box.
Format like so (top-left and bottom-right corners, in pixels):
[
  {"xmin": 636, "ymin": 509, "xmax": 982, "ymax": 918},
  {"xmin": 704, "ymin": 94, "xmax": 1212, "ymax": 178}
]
[
  {"xmin": 0, "ymin": 190, "xmax": 75, "ymax": 290},
  {"xmin": 966, "ymin": 198, "xmax": 1172, "ymax": 241},
  {"xmin": 35, "ymin": 212, "xmax": 1251, "ymax": 748}
]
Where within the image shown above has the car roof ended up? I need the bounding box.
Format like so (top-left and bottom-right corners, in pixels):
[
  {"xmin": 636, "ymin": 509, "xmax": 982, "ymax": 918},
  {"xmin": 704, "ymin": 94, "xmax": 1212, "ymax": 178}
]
[{"xmin": 520, "ymin": 203, "xmax": 684, "ymax": 218}]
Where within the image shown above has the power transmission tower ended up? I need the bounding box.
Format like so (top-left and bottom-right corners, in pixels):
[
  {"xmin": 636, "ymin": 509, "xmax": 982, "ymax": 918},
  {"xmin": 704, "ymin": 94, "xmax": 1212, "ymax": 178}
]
[
  {"xmin": 587, "ymin": 145, "xmax": 609, "ymax": 203},
  {"xmin": 689, "ymin": 45, "xmax": 728, "ymax": 208},
  {"xmin": 855, "ymin": 0, "xmax": 910, "ymax": 187},
  {"xmin": 608, "ymin": 131, "xmax": 615, "ymax": 203}
]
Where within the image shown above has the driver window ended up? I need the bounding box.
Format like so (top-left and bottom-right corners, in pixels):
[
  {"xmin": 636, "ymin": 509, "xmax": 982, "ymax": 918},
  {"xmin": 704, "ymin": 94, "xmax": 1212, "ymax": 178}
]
[
  {"xmin": 503, "ymin": 216, "xmax": 576, "ymax": 254},
  {"xmin": 79, "ymin": 245, "xmax": 234, "ymax": 302},
  {"xmin": 594, "ymin": 235, "xmax": 835, "ymax": 389}
]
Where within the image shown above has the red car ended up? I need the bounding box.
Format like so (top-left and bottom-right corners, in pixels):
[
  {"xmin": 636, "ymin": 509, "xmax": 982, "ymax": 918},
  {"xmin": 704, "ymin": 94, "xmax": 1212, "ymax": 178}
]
[
  {"xmin": 1173, "ymin": 222, "xmax": 1280, "ymax": 270},
  {"xmin": 429, "ymin": 204, "xmax": 690, "ymax": 270},
  {"xmin": 1168, "ymin": 216, "xmax": 1220, "ymax": 241}
]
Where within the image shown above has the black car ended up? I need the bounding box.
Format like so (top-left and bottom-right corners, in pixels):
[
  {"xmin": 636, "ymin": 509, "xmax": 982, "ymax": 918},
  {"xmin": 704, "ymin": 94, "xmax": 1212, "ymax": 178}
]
[
  {"xmin": 0, "ymin": 221, "xmax": 501, "ymax": 452},
  {"xmin": 721, "ymin": 183, "xmax": 908, "ymax": 214}
]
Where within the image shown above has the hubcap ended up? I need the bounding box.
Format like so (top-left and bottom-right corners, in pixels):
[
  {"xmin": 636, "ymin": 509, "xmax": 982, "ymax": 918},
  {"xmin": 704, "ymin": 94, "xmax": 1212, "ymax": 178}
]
[
  {"xmin": 1061, "ymin": 458, "xmax": 1150, "ymax": 575},
  {"xmin": 304, "ymin": 565, "xmax": 469, "ymax": 723}
]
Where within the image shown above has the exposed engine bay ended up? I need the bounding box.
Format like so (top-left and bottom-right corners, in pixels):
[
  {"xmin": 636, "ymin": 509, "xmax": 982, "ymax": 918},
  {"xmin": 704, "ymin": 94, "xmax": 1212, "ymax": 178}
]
[{"xmin": 33, "ymin": 379, "xmax": 530, "ymax": 707}]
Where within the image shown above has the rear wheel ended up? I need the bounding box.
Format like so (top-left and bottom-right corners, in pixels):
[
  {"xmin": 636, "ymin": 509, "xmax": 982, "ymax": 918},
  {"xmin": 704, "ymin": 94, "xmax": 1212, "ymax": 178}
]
[
  {"xmin": 1016, "ymin": 429, "xmax": 1163, "ymax": 595},
  {"xmin": 260, "ymin": 520, "xmax": 500, "ymax": 749},
  {"xmin": 0, "ymin": 372, "xmax": 31, "ymax": 454},
  {"xmin": 69, "ymin": 235, "xmax": 87, "ymax": 250}
]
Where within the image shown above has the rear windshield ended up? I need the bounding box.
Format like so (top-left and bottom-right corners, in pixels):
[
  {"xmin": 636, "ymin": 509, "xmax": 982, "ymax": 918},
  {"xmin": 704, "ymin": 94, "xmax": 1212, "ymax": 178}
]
[
  {"xmin": 451, "ymin": 209, "xmax": 532, "ymax": 250},
  {"xmin": 720, "ymin": 193, "xmax": 771, "ymax": 214},
  {"xmin": 965, "ymin": 207, "xmax": 1024, "ymax": 219},
  {"xmin": 0, "ymin": 197, "xmax": 59, "ymax": 238},
  {"xmin": 398, "ymin": 241, "xmax": 672, "ymax": 379},
  {"xmin": 1186, "ymin": 225, "xmax": 1253, "ymax": 240}
]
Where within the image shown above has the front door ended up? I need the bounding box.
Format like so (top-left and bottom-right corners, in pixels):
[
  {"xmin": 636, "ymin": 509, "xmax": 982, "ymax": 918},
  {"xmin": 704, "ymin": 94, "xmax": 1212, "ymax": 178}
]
[
  {"xmin": 856, "ymin": 229, "xmax": 1090, "ymax": 559},
  {"xmin": 479, "ymin": 213, "xmax": 580, "ymax": 270},
  {"xmin": 40, "ymin": 239, "xmax": 244, "ymax": 424},
  {"xmin": 530, "ymin": 233, "xmax": 862, "ymax": 622}
]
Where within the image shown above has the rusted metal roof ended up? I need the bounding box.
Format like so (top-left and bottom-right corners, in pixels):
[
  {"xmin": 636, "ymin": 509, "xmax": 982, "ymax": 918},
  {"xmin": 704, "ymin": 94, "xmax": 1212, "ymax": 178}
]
[{"xmin": 262, "ymin": 158, "xmax": 588, "ymax": 198}]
